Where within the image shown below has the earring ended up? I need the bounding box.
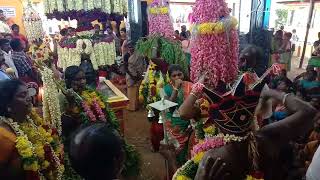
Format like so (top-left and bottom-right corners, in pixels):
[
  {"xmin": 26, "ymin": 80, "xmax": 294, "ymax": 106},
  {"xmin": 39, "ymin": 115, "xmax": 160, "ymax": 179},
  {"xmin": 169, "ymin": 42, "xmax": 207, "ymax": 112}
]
[{"xmin": 7, "ymin": 107, "xmax": 11, "ymax": 112}]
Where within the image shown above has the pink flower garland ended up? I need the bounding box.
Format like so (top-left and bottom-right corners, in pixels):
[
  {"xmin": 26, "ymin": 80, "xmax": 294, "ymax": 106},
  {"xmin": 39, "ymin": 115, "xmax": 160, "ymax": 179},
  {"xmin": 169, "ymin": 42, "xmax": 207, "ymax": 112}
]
[
  {"xmin": 190, "ymin": 0, "xmax": 239, "ymax": 87},
  {"xmin": 92, "ymin": 98, "xmax": 107, "ymax": 122},
  {"xmin": 148, "ymin": 1, "xmax": 174, "ymax": 39},
  {"xmin": 81, "ymin": 101, "xmax": 97, "ymax": 122},
  {"xmin": 191, "ymin": 137, "xmax": 225, "ymax": 157}
]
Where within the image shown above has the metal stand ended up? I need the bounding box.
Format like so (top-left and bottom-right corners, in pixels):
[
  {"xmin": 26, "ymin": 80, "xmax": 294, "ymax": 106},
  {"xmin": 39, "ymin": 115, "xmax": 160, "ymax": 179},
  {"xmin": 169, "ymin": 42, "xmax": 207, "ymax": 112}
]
[{"xmin": 149, "ymin": 98, "xmax": 177, "ymax": 180}]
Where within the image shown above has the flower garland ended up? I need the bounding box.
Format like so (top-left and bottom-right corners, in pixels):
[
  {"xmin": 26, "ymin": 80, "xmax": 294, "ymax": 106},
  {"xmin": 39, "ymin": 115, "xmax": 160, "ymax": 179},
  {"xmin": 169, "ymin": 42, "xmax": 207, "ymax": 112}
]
[
  {"xmin": 57, "ymin": 37, "xmax": 116, "ymax": 70},
  {"xmin": 0, "ymin": 113, "xmax": 64, "ymax": 179},
  {"xmin": 23, "ymin": 5, "xmax": 44, "ymax": 42},
  {"xmin": 69, "ymin": 88, "xmax": 141, "ymax": 176},
  {"xmin": 29, "ymin": 43, "xmax": 53, "ymax": 64},
  {"xmin": 148, "ymin": 1, "xmax": 174, "ymax": 39},
  {"xmin": 173, "ymin": 133, "xmax": 264, "ymax": 180},
  {"xmin": 190, "ymin": 16, "xmax": 238, "ymax": 35},
  {"xmin": 173, "ymin": 134, "xmax": 246, "ymax": 180},
  {"xmin": 44, "ymin": 0, "xmax": 127, "ymax": 20},
  {"xmin": 149, "ymin": 6, "xmax": 169, "ymax": 15},
  {"xmin": 189, "ymin": 0, "xmax": 239, "ymax": 88},
  {"xmin": 76, "ymin": 30, "xmax": 95, "ymax": 37},
  {"xmin": 93, "ymin": 41, "xmax": 116, "ymax": 66},
  {"xmin": 40, "ymin": 67, "xmax": 62, "ymax": 135},
  {"xmin": 139, "ymin": 62, "xmax": 166, "ymax": 108}
]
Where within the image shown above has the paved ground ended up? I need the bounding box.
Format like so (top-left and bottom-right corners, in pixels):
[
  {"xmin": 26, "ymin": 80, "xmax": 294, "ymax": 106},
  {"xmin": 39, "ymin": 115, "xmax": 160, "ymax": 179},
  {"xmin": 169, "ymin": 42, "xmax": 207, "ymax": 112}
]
[{"xmin": 124, "ymin": 109, "xmax": 166, "ymax": 180}]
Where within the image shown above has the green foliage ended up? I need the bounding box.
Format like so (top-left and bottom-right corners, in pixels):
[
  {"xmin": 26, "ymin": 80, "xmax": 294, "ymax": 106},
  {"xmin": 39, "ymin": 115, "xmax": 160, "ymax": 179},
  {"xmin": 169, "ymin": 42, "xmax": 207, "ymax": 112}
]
[
  {"xmin": 275, "ymin": 9, "xmax": 288, "ymax": 28},
  {"xmin": 122, "ymin": 143, "xmax": 142, "ymax": 177},
  {"xmin": 135, "ymin": 35, "xmax": 189, "ymax": 75}
]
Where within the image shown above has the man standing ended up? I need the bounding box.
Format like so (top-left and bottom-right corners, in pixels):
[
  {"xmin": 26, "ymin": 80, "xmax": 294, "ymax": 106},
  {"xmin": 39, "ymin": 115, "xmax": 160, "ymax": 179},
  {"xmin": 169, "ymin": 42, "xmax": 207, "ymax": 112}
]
[
  {"xmin": 0, "ymin": 39, "xmax": 18, "ymax": 77},
  {"xmin": 10, "ymin": 39, "xmax": 37, "ymax": 83},
  {"xmin": 312, "ymin": 32, "xmax": 320, "ymax": 57},
  {"xmin": 124, "ymin": 41, "xmax": 146, "ymax": 111},
  {"xmin": 291, "ymin": 29, "xmax": 299, "ymax": 52},
  {"xmin": 180, "ymin": 25, "xmax": 188, "ymax": 40}
]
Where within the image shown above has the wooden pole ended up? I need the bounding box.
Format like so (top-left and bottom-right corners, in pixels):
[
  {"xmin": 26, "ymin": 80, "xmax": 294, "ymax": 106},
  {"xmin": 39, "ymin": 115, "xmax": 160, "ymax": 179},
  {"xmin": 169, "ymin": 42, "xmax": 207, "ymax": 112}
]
[{"xmin": 299, "ymin": 0, "xmax": 315, "ymax": 68}]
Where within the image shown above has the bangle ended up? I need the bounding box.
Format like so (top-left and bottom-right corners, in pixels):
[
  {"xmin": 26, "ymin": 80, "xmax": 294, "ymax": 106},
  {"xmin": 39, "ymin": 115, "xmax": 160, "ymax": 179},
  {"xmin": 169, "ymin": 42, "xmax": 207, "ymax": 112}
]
[
  {"xmin": 282, "ymin": 93, "xmax": 290, "ymax": 105},
  {"xmin": 191, "ymin": 82, "xmax": 205, "ymax": 94},
  {"xmin": 190, "ymin": 92, "xmax": 200, "ymax": 99}
]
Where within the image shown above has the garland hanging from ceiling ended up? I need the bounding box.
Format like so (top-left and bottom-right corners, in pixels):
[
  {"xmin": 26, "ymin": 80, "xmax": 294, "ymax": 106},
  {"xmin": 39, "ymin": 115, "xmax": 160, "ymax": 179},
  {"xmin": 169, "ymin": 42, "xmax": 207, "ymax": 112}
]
[
  {"xmin": 23, "ymin": 4, "xmax": 44, "ymax": 42},
  {"xmin": 43, "ymin": 0, "xmax": 127, "ymax": 21}
]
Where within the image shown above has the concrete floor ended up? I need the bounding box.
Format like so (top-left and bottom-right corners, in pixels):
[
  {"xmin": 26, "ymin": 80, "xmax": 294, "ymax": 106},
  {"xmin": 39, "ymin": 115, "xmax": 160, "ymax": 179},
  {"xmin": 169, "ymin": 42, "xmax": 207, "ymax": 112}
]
[{"xmin": 124, "ymin": 109, "xmax": 166, "ymax": 180}]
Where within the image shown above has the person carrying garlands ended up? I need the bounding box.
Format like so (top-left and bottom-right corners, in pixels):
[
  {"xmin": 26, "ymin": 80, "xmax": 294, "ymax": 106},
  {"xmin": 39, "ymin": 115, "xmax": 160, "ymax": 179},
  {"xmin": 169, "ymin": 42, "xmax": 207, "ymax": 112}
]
[
  {"xmin": 0, "ymin": 79, "xmax": 64, "ymax": 179},
  {"xmin": 59, "ymin": 66, "xmax": 140, "ymax": 179},
  {"xmin": 171, "ymin": 74, "xmax": 317, "ymax": 179}
]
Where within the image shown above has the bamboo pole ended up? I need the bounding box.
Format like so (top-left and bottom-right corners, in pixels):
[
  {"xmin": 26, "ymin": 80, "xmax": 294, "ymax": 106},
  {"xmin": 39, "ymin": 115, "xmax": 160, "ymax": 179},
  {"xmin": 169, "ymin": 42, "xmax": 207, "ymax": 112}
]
[{"xmin": 299, "ymin": 0, "xmax": 315, "ymax": 68}]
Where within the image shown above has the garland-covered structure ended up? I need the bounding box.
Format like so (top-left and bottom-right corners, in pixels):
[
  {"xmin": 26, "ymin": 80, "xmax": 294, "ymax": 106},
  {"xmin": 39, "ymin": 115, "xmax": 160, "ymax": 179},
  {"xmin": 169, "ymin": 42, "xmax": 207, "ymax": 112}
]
[
  {"xmin": 135, "ymin": 0, "xmax": 188, "ymax": 75},
  {"xmin": 138, "ymin": 0, "xmax": 188, "ymax": 107},
  {"xmin": 189, "ymin": 0, "xmax": 239, "ymax": 87},
  {"xmin": 42, "ymin": 0, "xmax": 127, "ymax": 70},
  {"xmin": 43, "ymin": 0, "xmax": 127, "ymax": 22}
]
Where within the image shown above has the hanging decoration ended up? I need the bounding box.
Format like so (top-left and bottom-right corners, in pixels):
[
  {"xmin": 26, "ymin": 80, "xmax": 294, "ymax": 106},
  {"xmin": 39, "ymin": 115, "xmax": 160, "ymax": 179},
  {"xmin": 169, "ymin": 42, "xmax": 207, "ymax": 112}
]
[
  {"xmin": 43, "ymin": 0, "xmax": 127, "ymax": 21},
  {"xmin": 57, "ymin": 31, "xmax": 116, "ymax": 71},
  {"xmin": 139, "ymin": 62, "xmax": 167, "ymax": 108},
  {"xmin": 148, "ymin": 0, "xmax": 174, "ymax": 39},
  {"xmin": 189, "ymin": 0, "xmax": 239, "ymax": 87},
  {"xmin": 39, "ymin": 67, "xmax": 62, "ymax": 135},
  {"xmin": 23, "ymin": 4, "xmax": 44, "ymax": 42}
]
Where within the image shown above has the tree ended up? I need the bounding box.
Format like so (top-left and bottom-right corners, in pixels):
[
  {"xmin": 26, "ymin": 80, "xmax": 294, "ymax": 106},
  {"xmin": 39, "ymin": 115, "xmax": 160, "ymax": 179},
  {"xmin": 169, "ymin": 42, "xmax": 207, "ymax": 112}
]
[{"xmin": 275, "ymin": 9, "xmax": 288, "ymax": 29}]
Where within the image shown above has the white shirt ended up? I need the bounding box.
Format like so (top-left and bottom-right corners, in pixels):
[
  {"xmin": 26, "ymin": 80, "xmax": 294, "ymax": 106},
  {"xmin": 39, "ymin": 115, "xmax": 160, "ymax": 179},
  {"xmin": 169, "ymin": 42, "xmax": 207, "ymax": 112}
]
[
  {"xmin": 0, "ymin": 21, "xmax": 11, "ymax": 33},
  {"xmin": 306, "ymin": 146, "xmax": 320, "ymax": 180},
  {"xmin": 1, "ymin": 50, "xmax": 18, "ymax": 77}
]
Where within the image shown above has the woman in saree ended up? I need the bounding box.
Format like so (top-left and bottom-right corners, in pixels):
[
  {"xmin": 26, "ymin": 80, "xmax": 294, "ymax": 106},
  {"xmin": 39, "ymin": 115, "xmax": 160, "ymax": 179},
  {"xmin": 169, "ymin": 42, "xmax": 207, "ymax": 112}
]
[
  {"xmin": 164, "ymin": 64, "xmax": 193, "ymax": 165},
  {"xmin": 0, "ymin": 79, "xmax": 63, "ymax": 179},
  {"xmin": 60, "ymin": 66, "xmax": 140, "ymax": 179},
  {"xmin": 279, "ymin": 32, "xmax": 293, "ymax": 71}
]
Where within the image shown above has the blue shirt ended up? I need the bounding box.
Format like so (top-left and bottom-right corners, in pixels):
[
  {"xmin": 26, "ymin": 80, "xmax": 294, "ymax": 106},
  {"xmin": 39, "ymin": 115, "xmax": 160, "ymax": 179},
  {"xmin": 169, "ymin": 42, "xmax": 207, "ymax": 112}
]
[
  {"xmin": 0, "ymin": 70, "xmax": 10, "ymax": 80},
  {"xmin": 300, "ymin": 80, "xmax": 320, "ymax": 89}
]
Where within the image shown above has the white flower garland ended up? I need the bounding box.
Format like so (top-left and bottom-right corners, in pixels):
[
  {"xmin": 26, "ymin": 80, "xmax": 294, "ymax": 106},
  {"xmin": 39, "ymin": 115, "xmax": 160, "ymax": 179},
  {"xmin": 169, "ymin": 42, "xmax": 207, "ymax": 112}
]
[
  {"xmin": 43, "ymin": 0, "xmax": 50, "ymax": 14},
  {"xmin": 94, "ymin": 0, "xmax": 102, "ymax": 9},
  {"xmin": 68, "ymin": 47, "xmax": 82, "ymax": 67},
  {"xmin": 103, "ymin": 0, "xmax": 112, "ymax": 13},
  {"xmin": 56, "ymin": 0, "xmax": 64, "ymax": 12},
  {"xmin": 57, "ymin": 39, "xmax": 116, "ymax": 70},
  {"xmin": 40, "ymin": 67, "xmax": 62, "ymax": 135},
  {"xmin": 88, "ymin": 0, "xmax": 95, "ymax": 10},
  {"xmin": 75, "ymin": 0, "xmax": 83, "ymax": 11},
  {"xmin": 113, "ymin": 0, "xmax": 121, "ymax": 13},
  {"xmin": 43, "ymin": 0, "xmax": 127, "ymax": 14},
  {"xmin": 49, "ymin": 0, "xmax": 58, "ymax": 12},
  {"xmin": 76, "ymin": 30, "xmax": 95, "ymax": 36},
  {"xmin": 93, "ymin": 41, "xmax": 116, "ymax": 66},
  {"xmin": 67, "ymin": 0, "xmax": 75, "ymax": 11},
  {"xmin": 23, "ymin": 5, "xmax": 44, "ymax": 42}
]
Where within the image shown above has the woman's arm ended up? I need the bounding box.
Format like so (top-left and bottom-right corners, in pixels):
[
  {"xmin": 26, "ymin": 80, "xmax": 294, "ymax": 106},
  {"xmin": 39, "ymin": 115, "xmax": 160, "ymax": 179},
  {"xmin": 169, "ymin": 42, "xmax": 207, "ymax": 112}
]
[
  {"xmin": 258, "ymin": 90, "xmax": 317, "ymax": 145},
  {"xmin": 179, "ymin": 94, "xmax": 200, "ymax": 119}
]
